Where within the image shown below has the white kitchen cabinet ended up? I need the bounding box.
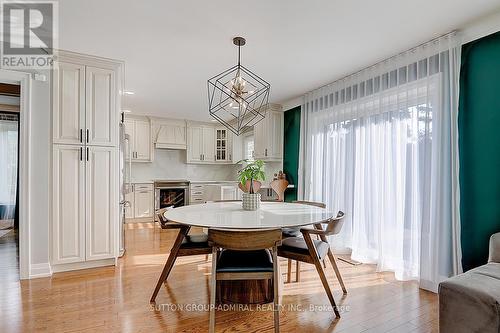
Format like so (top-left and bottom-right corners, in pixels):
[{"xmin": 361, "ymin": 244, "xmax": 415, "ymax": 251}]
[
  {"xmin": 254, "ymin": 106, "xmax": 283, "ymax": 161},
  {"xmin": 133, "ymin": 184, "xmax": 154, "ymax": 218},
  {"xmin": 85, "ymin": 66, "xmax": 116, "ymax": 147},
  {"xmin": 154, "ymin": 119, "xmax": 186, "ymax": 149},
  {"xmin": 124, "ymin": 186, "xmax": 135, "ymax": 219},
  {"xmin": 187, "ymin": 124, "xmax": 235, "ymax": 164},
  {"xmin": 85, "ymin": 146, "xmax": 117, "ymax": 261},
  {"xmin": 215, "ymin": 128, "xmax": 232, "ymax": 162},
  {"xmin": 189, "ymin": 183, "xmax": 205, "ymax": 204},
  {"xmin": 204, "ymin": 184, "xmax": 239, "ymax": 202},
  {"xmin": 124, "ymin": 117, "xmax": 152, "ymax": 162},
  {"xmin": 203, "ymin": 127, "xmax": 215, "ymax": 162},
  {"xmin": 51, "ymin": 145, "xmax": 86, "ymax": 264},
  {"xmin": 53, "ymin": 63, "xmax": 117, "ymax": 147},
  {"xmin": 187, "ymin": 124, "xmax": 217, "ymax": 163},
  {"xmin": 52, "ymin": 62, "xmax": 85, "ymax": 145},
  {"xmin": 51, "ymin": 51, "xmax": 122, "ymax": 272}
]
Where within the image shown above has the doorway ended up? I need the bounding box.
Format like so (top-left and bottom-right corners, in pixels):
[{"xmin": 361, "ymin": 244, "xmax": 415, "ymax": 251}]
[{"xmin": 0, "ymin": 84, "xmax": 20, "ymax": 281}]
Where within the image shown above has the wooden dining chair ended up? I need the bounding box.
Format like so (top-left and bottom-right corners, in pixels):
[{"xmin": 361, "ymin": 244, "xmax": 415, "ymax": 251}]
[
  {"xmin": 270, "ymin": 179, "xmax": 289, "ymax": 202},
  {"xmin": 283, "ymin": 201, "xmax": 327, "ymax": 283},
  {"xmin": 150, "ymin": 208, "xmax": 212, "ymax": 303},
  {"xmin": 278, "ymin": 211, "xmax": 346, "ymax": 318},
  {"xmin": 208, "ymin": 228, "xmax": 282, "ymax": 333}
]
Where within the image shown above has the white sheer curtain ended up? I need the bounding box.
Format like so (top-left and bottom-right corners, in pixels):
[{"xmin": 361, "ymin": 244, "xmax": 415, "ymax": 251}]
[
  {"xmin": 298, "ymin": 33, "xmax": 462, "ymax": 292},
  {"xmin": 0, "ymin": 116, "xmax": 18, "ymax": 221}
]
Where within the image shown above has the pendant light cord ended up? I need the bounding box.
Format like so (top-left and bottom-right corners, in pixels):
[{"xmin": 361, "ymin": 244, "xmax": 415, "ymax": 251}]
[{"xmin": 237, "ymin": 42, "xmax": 241, "ymax": 66}]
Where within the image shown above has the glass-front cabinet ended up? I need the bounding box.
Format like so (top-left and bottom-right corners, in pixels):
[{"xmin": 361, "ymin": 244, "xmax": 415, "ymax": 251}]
[{"xmin": 215, "ymin": 128, "xmax": 231, "ymax": 162}]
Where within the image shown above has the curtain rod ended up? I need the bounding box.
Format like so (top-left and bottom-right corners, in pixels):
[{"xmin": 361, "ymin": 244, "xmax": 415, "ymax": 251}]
[{"xmin": 306, "ymin": 30, "xmax": 457, "ymax": 95}]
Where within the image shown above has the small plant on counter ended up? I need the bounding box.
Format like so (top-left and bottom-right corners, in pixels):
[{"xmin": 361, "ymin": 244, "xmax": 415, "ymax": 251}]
[{"xmin": 237, "ymin": 159, "xmax": 266, "ymax": 194}]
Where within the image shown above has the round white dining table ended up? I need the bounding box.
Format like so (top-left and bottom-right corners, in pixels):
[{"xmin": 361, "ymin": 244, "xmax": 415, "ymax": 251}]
[{"xmin": 163, "ymin": 201, "xmax": 334, "ymax": 229}]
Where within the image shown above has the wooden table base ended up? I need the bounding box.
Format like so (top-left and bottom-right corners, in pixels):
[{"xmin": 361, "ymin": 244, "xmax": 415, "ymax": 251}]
[{"xmin": 216, "ymin": 279, "xmax": 274, "ymax": 304}]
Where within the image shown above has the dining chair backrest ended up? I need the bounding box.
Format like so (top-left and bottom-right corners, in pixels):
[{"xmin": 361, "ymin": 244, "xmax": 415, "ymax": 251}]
[
  {"xmin": 292, "ymin": 200, "xmax": 326, "ymax": 209},
  {"xmin": 208, "ymin": 228, "xmax": 282, "ymax": 251},
  {"xmin": 156, "ymin": 208, "xmax": 168, "ymax": 223},
  {"xmin": 270, "ymin": 179, "xmax": 289, "ymax": 202},
  {"xmin": 324, "ymin": 211, "xmax": 345, "ymax": 236}
]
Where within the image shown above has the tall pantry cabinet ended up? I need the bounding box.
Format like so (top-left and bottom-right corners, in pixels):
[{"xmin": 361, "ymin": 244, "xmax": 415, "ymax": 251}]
[{"xmin": 51, "ymin": 51, "xmax": 123, "ymax": 271}]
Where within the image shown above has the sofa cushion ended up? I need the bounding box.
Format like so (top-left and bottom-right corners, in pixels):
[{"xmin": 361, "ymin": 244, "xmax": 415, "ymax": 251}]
[{"xmin": 439, "ymin": 262, "xmax": 500, "ymax": 333}]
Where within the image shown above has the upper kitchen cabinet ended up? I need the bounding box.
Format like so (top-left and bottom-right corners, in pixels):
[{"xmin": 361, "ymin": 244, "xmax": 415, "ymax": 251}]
[
  {"xmin": 53, "ymin": 56, "xmax": 120, "ymax": 147},
  {"xmin": 153, "ymin": 118, "xmax": 186, "ymax": 149},
  {"xmin": 85, "ymin": 66, "xmax": 116, "ymax": 146},
  {"xmin": 124, "ymin": 116, "xmax": 153, "ymax": 162},
  {"xmin": 254, "ymin": 104, "xmax": 283, "ymax": 161},
  {"xmin": 52, "ymin": 62, "xmax": 85, "ymax": 145},
  {"xmin": 186, "ymin": 123, "xmax": 233, "ymax": 164},
  {"xmin": 187, "ymin": 124, "xmax": 215, "ymax": 163}
]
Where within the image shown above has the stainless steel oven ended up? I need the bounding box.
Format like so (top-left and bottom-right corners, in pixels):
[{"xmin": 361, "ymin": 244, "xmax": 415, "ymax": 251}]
[{"xmin": 154, "ymin": 180, "xmax": 190, "ymax": 216}]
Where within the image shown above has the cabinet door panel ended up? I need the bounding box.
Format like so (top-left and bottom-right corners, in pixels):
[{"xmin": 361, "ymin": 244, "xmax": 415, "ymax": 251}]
[
  {"xmin": 270, "ymin": 112, "xmax": 283, "ymax": 159},
  {"xmin": 86, "ymin": 146, "xmax": 117, "ymax": 260},
  {"xmin": 124, "ymin": 186, "xmax": 134, "ymax": 219},
  {"xmin": 253, "ymin": 119, "xmax": 265, "ymax": 159},
  {"xmin": 134, "ymin": 120, "xmax": 151, "ymax": 161},
  {"xmin": 203, "ymin": 127, "xmax": 215, "ymax": 162},
  {"xmin": 187, "ymin": 126, "xmax": 203, "ymax": 162},
  {"xmin": 52, "ymin": 145, "xmax": 85, "ymax": 264},
  {"xmin": 86, "ymin": 66, "xmax": 116, "ymax": 146},
  {"xmin": 134, "ymin": 190, "xmax": 153, "ymax": 218},
  {"xmin": 53, "ymin": 62, "xmax": 85, "ymax": 145}
]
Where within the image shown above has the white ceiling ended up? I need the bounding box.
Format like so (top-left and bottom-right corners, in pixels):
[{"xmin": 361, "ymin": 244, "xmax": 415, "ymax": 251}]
[{"xmin": 59, "ymin": 0, "xmax": 500, "ymax": 121}]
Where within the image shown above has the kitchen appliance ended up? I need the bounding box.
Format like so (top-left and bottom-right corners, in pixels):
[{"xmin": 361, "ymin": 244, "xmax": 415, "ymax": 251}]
[
  {"xmin": 154, "ymin": 180, "xmax": 190, "ymax": 220},
  {"xmin": 119, "ymin": 113, "xmax": 132, "ymax": 257}
]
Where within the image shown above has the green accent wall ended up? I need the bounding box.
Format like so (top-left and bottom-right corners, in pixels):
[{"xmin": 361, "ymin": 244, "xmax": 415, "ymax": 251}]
[
  {"xmin": 283, "ymin": 106, "xmax": 301, "ymax": 202},
  {"xmin": 459, "ymin": 31, "xmax": 500, "ymax": 271}
]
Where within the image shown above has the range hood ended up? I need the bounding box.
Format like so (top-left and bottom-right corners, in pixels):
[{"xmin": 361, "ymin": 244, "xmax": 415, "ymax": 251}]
[{"xmin": 154, "ymin": 123, "xmax": 187, "ymax": 150}]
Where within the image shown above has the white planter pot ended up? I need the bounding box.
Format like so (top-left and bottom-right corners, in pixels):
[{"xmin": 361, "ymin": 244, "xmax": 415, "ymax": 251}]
[{"xmin": 242, "ymin": 193, "xmax": 261, "ymax": 211}]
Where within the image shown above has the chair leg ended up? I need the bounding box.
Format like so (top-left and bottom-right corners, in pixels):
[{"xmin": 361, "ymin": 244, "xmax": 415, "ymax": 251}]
[
  {"xmin": 295, "ymin": 261, "xmax": 300, "ymax": 282},
  {"xmin": 272, "ymin": 246, "xmax": 280, "ymax": 333},
  {"xmin": 209, "ymin": 247, "xmax": 218, "ymax": 333},
  {"xmin": 303, "ymin": 233, "xmax": 340, "ymax": 318},
  {"xmin": 150, "ymin": 226, "xmax": 189, "ymax": 303},
  {"xmin": 287, "ymin": 259, "xmax": 292, "ymax": 283},
  {"xmin": 327, "ymin": 249, "xmax": 347, "ymax": 294}
]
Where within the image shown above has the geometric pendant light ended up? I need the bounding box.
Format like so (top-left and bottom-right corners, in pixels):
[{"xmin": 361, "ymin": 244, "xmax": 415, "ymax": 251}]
[{"xmin": 208, "ymin": 37, "xmax": 270, "ymax": 136}]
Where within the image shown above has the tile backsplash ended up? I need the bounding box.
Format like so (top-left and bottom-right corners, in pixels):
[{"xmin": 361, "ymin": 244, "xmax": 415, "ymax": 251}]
[{"xmin": 129, "ymin": 149, "xmax": 283, "ymax": 184}]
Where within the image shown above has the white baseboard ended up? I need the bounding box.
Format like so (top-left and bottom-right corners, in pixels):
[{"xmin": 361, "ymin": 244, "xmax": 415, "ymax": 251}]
[
  {"xmin": 29, "ymin": 262, "xmax": 53, "ymax": 279},
  {"xmin": 51, "ymin": 258, "xmax": 116, "ymax": 273}
]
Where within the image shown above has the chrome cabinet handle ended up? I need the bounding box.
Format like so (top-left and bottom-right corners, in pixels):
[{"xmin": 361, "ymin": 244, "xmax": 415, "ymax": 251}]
[
  {"xmin": 86, "ymin": 147, "xmax": 89, "ymax": 161},
  {"xmin": 80, "ymin": 147, "xmax": 83, "ymax": 161},
  {"xmin": 80, "ymin": 129, "xmax": 83, "ymax": 143},
  {"xmin": 86, "ymin": 129, "xmax": 89, "ymax": 143}
]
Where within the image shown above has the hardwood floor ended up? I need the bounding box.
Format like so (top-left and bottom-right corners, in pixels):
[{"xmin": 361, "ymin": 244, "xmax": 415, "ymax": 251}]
[{"xmin": 0, "ymin": 222, "xmax": 438, "ymax": 332}]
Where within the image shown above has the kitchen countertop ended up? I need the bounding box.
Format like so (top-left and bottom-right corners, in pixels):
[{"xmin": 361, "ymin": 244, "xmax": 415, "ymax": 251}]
[
  {"xmin": 128, "ymin": 180, "xmax": 294, "ymax": 189},
  {"xmin": 190, "ymin": 180, "xmax": 239, "ymax": 184}
]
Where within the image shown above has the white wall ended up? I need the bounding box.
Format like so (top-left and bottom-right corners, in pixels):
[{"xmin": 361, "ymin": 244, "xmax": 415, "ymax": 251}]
[
  {"xmin": 130, "ymin": 149, "xmax": 283, "ymax": 185},
  {"xmin": 28, "ymin": 75, "xmax": 51, "ymax": 265},
  {"xmin": 130, "ymin": 149, "xmax": 239, "ymax": 182}
]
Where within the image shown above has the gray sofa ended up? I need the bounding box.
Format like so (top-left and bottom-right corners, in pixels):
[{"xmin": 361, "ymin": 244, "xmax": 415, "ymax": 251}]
[{"xmin": 439, "ymin": 232, "xmax": 500, "ymax": 333}]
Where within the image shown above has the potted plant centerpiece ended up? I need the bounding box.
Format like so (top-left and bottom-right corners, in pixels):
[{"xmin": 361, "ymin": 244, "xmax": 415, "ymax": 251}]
[{"xmin": 237, "ymin": 159, "xmax": 265, "ymax": 210}]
